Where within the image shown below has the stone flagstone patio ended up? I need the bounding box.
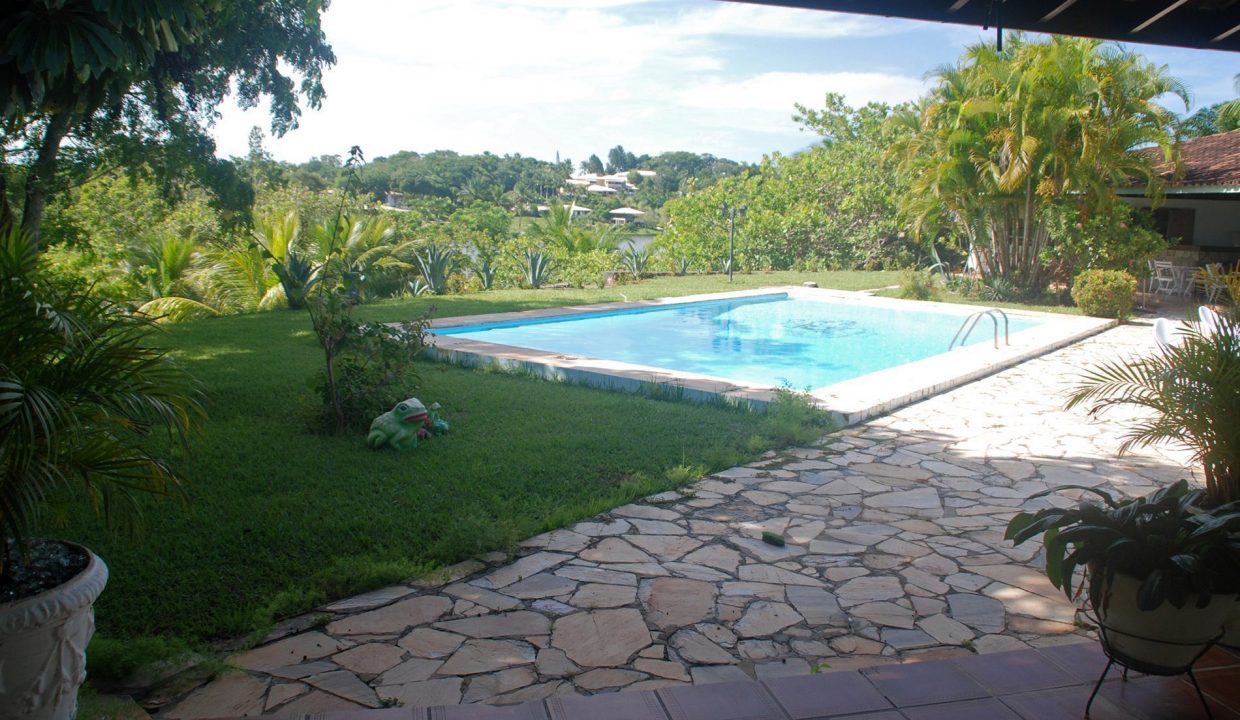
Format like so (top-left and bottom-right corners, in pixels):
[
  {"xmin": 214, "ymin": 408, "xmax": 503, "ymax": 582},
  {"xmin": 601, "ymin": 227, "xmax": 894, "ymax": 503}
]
[{"xmin": 156, "ymin": 319, "xmax": 1197, "ymax": 719}]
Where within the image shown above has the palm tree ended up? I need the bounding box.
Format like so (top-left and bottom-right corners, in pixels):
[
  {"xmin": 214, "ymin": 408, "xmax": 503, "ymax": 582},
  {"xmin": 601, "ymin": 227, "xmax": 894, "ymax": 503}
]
[
  {"xmin": 1066, "ymin": 319, "xmax": 1240, "ymax": 507},
  {"xmin": 1218, "ymin": 74, "xmax": 1240, "ymax": 127},
  {"xmin": 892, "ymin": 36, "xmax": 1185, "ymax": 295},
  {"xmin": 130, "ymin": 233, "xmax": 220, "ymax": 322},
  {"xmin": 0, "ymin": 226, "xmax": 206, "ymax": 578},
  {"xmin": 525, "ymin": 205, "xmax": 617, "ymax": 255}
]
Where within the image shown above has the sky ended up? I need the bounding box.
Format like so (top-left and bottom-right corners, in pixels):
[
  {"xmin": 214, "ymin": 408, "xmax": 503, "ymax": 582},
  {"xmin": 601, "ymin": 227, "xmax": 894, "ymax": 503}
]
[{"xmin": 212, "ymin": 0, "xmax": 1240, "ymax": 166}]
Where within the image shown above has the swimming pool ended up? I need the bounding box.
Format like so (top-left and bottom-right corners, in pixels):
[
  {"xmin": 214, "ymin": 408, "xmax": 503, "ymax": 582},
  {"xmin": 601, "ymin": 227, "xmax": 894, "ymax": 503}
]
[
  {"xmin": 435, "ymin": 293, "xmax": 1042, "ymax": 390},
  {"xmin": 429, "ymin": 287, "xmax": 1113, "ymax": 424}
]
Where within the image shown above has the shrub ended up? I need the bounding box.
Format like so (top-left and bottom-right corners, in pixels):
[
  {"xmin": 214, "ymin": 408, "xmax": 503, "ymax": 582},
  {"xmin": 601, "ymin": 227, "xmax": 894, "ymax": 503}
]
[
  {"xmin": 313, "ymin": 319, "xmax": 429, "ymax": 431},
  {"xmin": 556, "ymin": 248, "xmax": 614, "ymax": 288},
  {"xmin": 897, "ymin": 268, "xmax": 938, "ymax": 300},
  {"xmin": 1071, "ymin": 269, "xmax": 1137, "ymax": 321}
]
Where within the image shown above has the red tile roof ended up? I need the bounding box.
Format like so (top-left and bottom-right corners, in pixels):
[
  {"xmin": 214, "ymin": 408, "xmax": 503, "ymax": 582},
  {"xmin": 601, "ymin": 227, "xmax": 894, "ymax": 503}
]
[{"xmin": 1137, "ymin": 129, "xmax": 1240, "ymax": 188}]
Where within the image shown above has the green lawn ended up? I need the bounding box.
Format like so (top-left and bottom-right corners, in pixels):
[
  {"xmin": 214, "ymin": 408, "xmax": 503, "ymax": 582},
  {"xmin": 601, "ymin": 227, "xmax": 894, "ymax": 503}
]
[{"xmin": 62, "ymin": 272, "xmax": 894, "ymax": 658}]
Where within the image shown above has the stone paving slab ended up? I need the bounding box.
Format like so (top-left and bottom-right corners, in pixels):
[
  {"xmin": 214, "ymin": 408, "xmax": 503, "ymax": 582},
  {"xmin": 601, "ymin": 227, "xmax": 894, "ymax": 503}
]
[{"xmin": 155, "ymin": 320, "xmax": 1200, "ymax": 718}]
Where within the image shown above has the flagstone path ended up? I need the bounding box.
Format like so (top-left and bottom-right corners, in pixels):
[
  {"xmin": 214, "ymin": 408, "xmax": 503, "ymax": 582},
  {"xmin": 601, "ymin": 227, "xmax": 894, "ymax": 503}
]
[{"xmin": 157, "ymin": 319, "xmax": 1196, "ymax": 719}]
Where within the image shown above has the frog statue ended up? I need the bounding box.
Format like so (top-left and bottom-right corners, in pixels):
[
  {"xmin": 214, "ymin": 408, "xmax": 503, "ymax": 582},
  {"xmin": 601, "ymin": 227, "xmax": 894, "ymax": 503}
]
[{"xmin": 367, "ymin": 398, "xmax": 430, "ymax": 451}]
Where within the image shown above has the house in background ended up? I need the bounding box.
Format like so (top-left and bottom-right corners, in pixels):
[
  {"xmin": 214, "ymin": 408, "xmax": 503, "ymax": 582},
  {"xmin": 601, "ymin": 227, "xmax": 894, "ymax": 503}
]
[{"xmin": 1121, "ymin": 129, "xmax": 1240, "ymax": 266}]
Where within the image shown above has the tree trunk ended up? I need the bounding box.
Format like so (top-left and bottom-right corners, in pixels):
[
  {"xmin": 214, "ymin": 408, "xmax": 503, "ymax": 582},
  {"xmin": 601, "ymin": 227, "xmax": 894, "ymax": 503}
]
[{"xmin": 21, "ymin": 111, "xmax": 73, "ymax": 245}]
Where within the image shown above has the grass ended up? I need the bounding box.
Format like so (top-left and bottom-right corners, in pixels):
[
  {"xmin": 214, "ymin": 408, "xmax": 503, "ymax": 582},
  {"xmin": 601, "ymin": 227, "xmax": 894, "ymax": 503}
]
[
  {"xmin": 53, "ymin": 273, "xmax": 879, "ymax": 676},
  {"xmin": 874, "ymin": 285, "xmax": 1084, "ymax": 315},
  {"xmin": 357, "ymin": 270, "xmax": 902, "ymax": 323}
]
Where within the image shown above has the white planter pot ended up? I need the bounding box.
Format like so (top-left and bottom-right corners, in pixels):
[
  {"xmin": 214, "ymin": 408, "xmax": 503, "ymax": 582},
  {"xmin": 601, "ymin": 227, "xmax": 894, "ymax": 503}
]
[
  {"xmin": 0, "ymin": 545, "xmax": 108, "ymax": 720},
  {"xmin": 1095, "ymin": 571, "xmax": 1233, "ymax": 670},
  {"xmin": 1222, "ymin": 602, "xmax": 1240, "ymax": 649}
]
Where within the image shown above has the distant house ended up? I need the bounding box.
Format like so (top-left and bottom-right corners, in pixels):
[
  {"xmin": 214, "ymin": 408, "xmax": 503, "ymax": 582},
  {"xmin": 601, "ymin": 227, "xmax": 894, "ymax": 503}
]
[
  {"xmin": 1121, "ymin": 129, "xmax": 1240, "ymax": 266},
  {"xmin": 608, "ymin": 207, "xmax": 645, "ymax": 225},
  {"xmin": 536, "ymin": 203, "xmax": 592, "ymax": 218},
  {"xmin": 565, "ymin": 169, "xmax": 656, "ymax": 196}
]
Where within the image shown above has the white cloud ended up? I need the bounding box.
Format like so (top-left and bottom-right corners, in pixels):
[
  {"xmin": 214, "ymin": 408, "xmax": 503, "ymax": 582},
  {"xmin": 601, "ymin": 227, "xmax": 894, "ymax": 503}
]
[
  {"xmin": 679, "ymin": 71, "xmax": 929, "ymax": 112},
  {"xmin": 212, "ymin": 0, "xmax": 1226, "ymax": 167}
]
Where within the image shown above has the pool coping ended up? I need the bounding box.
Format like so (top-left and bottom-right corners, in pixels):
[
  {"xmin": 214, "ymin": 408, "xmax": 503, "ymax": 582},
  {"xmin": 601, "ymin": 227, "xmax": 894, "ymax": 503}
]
[{"xmin": 425, "ymin": 286, "xmax": 1115, "ymax": 426}]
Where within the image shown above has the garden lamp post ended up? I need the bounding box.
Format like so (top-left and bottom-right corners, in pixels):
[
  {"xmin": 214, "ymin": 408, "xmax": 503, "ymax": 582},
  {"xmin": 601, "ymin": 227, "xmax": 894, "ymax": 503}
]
[{"xmin": 720, "ymin": 202, "xmax": 746, "ymax": 282}]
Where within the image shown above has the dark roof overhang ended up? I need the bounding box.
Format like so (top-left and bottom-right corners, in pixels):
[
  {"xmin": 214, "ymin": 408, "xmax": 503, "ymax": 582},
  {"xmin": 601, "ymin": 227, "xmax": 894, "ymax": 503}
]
[{"xmin": 731, "ymin": 1, "xmax": 1240, "ymax": 52}]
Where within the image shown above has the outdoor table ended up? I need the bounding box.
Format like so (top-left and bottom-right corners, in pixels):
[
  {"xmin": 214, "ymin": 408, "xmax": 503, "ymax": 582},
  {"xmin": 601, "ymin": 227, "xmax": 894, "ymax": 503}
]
[{"xmin": 1171, "ymin": 265, "xmax": 1199, "ymax": 296}]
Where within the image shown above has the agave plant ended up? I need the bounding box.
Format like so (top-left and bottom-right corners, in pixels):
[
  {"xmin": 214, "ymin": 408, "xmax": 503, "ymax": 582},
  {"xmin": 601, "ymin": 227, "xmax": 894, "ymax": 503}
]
[
  {"xmin": 1066, "ymin": 318, "xmax": 1240, "ymax": 506},
  {"xmin": 0, "ymin": 226, "xmax": 206, "ymax": 579},
  {"xmin": 252, "ymin": 211, "xmax": 319, "ymax": 309},
  {"xmin": 620, "ymin": 242, "xmax": 651, "ymax": 279},
  {"xmin": 512, "ymin": 248, "xmax": 554, "ymax": 289},
  {"xmin": 414, "ymin": 243, "xmax": 458, "ymax": 295},
  {"xmin": 675, "ymin": 256, "xmax": 691, "ymax": 276},
  {"xmin": 472, "ymin": 254, "xmax": 498, "ymax": 290}
]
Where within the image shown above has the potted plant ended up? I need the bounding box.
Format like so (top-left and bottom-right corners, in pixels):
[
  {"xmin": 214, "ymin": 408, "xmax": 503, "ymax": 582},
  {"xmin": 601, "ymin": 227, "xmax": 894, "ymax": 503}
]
[
  {"xmin": 1006, "ymin": 481, "xmax": 1240, "ymax": 669},
  {"xmin": 1006, "ymin": 309, "xmax": 1240, "ymax": 664},
  {"xmin": 0, "ymin": 227, "xmax": 204, "ymax": 719}
]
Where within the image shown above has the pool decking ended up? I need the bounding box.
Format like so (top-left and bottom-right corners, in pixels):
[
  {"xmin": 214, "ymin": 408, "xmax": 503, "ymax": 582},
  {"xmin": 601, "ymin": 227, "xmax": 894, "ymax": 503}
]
[{"xmin": 154, "ymin": 316, "xmax": 1205, "ymax": 719}]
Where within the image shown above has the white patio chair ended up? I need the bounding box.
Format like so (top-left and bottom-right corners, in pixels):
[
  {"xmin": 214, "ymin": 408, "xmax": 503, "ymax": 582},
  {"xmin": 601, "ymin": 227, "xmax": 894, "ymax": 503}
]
[
  {"xmin": 1151, "ymin": 260, "xmax": 1177, "ymax": 299},
  {"xmin": 1196, "ymin": 263, "xmax": 1228, "ymax": 304}
]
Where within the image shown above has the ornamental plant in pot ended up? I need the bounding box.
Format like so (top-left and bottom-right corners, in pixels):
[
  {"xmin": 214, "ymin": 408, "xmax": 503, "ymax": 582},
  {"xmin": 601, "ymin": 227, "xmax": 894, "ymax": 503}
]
[
  {"xmin": 0, "ymin": 228, "xmax": 204, "ymax": 720},
  {"xmin": 1006, "ymin": 309, "xmax": 1240, "ymax": 665},
  {"xmin": 1006, "ymin": 481, "xmax": 1240, "ymax": 669}
]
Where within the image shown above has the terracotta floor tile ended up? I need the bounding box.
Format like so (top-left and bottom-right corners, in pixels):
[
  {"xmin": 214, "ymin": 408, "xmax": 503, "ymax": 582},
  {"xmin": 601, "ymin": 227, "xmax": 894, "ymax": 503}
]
[
  {"xmin": 763, "ymin": 672, "xmax": 893, "ymax": 719},
  {"xmin": 861, "ymin": 662, "xmax": 987, "ymax": 708},
  {"xmin": 898, "ymin": 698, "xmax": 1020, "ymax": 720},
  {"xmin": 657, "ymin": 680, "xmax": 788, "ymax": 720},
  {"xmin": 546, "ymin": 691, "xmax": 668, "ymax": 720},
  {"xmin": 1192, "ymin": 664, "xmax": 1240, "ymax": 711},
  {"xmin": 952, "ymin": 649, "xmax": 1077, "ymax": 695},
  {"xmin": 1195, "ymin": 646, "xmax": 1240, "ymax": 670},
  {"xmin": 1034, "ymin": 641, "xmax": 1110, "ymax": 679},
  {"xmin": 1100, "ymin": 675, "xmax": 1240, "ymax": 720},
  {"xmin": 324, "ymin": 711, "xmax": 426, "ymax": 720},
  {"xmin": 999, "ymin": 685, "xmax": 1130, "ymax": 720},
  {"xmin": 428, "ymin": 702, "xmax": 549, "ymax": 720}
]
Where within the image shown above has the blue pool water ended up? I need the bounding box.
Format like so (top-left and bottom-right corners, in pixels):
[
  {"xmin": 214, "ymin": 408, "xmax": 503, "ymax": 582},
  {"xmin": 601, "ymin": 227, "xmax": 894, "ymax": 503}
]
[{"xmin": 435, "ymin": 294, "xmax": 1042, "ymax": 389}]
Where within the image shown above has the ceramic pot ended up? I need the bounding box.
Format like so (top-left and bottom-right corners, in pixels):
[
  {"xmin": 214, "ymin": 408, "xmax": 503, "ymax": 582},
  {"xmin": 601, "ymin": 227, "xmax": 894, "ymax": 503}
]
[
  {"xmin": 1095, "ymin": 571, "xmax": 1232, "ymax": 670},
  {"xmin": 1220, "ymin": 602, "xmax": 1240, "ymax": 649},
  {"xmin": 0, "ymin": 544, "xmax": 108, "ymax": 720}
]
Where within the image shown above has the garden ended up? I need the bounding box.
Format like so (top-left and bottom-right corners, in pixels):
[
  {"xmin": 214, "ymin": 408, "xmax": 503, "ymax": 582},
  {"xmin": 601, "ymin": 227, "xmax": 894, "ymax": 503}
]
[{"xmin": 4, "ymin": 3, "xmax": 1240, "ymax": 716}]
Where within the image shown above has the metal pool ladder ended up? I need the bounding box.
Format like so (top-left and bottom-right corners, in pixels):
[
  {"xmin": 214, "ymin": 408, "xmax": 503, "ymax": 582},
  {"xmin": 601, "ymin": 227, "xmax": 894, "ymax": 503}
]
[{"xmin": 949, "ymin": 308, "xmax": 1009, "ymax": 350}]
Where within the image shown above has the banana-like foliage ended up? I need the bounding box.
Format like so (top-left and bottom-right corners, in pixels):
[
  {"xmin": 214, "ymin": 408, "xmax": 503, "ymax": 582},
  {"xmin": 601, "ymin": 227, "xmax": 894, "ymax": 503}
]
[
  {"xmin": 0, "ymin": 226, "xmax": 206, "ymax": 577},
  {"xmin": 1066, "ymin": 317, "xmax": 1240, "ymax": 507}
]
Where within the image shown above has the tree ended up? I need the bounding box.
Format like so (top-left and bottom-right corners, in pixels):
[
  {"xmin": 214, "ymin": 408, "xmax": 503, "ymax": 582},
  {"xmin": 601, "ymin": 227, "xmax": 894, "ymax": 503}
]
[
  {"xmin": 582, "ymin": 154, "xmax": 605, "ymax": 175},
  {"xmin": 1, "ymin": 0, "xmax": 335, "ymax": 242},
  {"xmin": 1216, "ymin": 73, "xmax": 1240, "ymax": 129},
  {"xmin": 891, "ymin": 36, "xmax": 1185, "ymax": 295},
  {"xmin": 605, "ymin": 145, "xmax": 639, "ymax": 174}
]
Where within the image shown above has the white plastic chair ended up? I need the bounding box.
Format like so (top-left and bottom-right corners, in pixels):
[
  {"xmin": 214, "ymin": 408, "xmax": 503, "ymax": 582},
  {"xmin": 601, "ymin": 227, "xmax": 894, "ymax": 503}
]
[
  {"xmin": 1151, "ymin": 260, "xmax": 1177, "ymax": 299},
  {"xmin": 1197, "ymin": 263, "xmax": 1228, "ymax": 304},
  {"xmin": 1199, "ymin": 306, "xmax": 1222, "ymax": 337},
  {"xmin": 1153, "ymin": 318, "xmax": 1176, "ymax": 350}
]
